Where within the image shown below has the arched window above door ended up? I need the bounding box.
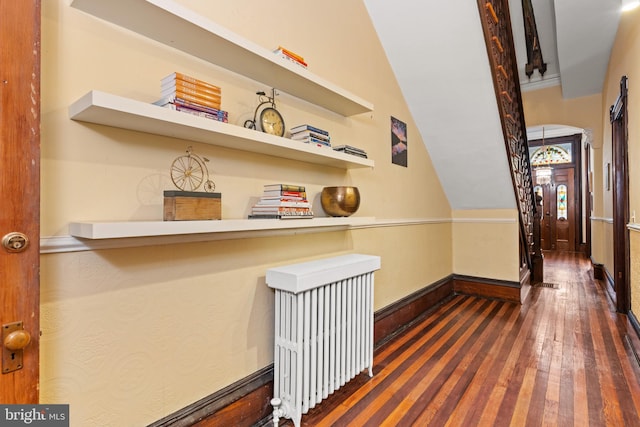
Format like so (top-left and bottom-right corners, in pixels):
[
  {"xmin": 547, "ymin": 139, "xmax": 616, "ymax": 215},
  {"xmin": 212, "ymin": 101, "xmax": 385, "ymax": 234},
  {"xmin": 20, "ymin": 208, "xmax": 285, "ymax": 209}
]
[{"xmin": 530, "ymin": 144, "xmax": 572, "ymax": 166}]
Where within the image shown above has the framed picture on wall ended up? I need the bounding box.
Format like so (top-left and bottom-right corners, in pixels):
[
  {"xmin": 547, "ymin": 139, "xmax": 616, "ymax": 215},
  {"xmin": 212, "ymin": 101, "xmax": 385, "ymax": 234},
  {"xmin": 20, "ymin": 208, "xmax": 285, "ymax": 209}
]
[{"xmin": 391, "ymin": 116, "xmax": 407, "ymax": 167}]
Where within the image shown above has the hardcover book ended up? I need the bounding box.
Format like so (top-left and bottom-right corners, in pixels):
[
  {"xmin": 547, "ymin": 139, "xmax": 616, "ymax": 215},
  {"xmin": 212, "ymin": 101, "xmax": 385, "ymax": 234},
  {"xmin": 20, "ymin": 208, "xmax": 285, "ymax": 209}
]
[
  {"xmin": 156, "ymin": 92, "xmax": 221, "ymax": 110},
  {"xmin": 333, "ymin": 145, "xmax": 368, "ymax": 158},
  {"xmin": 263, "ymin": 184, "xmax": 306, "ymax": 192},
  {"xmin": 289, "ymin": 124, "xmax": 329, "ymax": 136},
  {"xmin": 249, "ymin": 214, "xmax": 313, "ymax": 219},
  {"xmin": 161, "ymin": 72, "xmax": 221, "ymax": 93},
  {"xmin": 251, "ymin": 206, "xmax": 313, "ymax": 215},
  {"xmin": 161, "ymin": 87, "xmax": 222, "ymax": 105},
  {"xmin": 262, "ymin": 190, "xmax": 307, "ymax": 198},
  {"xmin": 255, "ymin": 199, "xmax": 311, "ymax": 207},
  {"xmin": 154, "ymin": 96, "xmax": 225, "ymax": 116},
  {"xmin": 274, "ymin": 46, "xmax": 305, "ymax": 63},
  {"xmin": 161, "ymin": 102, "xmax": 229, "ymax": 123},
  {"xmin": 291, "ymin": 130, "xmax": 331, "ymax": 142},
  {"xmin": 260, "ymin": 195, "xmax": 306, "ymax": 201},
  {"xmin": 161, "ymin": 80, "xmax": 222, "ymax": 98},
  {"xmin": 275, "ymin": 51, "xmax": 308, "ymax": 68},
  {"xmin": 295, "ymin": 136, "xmax": 332, "ymax": 147}
]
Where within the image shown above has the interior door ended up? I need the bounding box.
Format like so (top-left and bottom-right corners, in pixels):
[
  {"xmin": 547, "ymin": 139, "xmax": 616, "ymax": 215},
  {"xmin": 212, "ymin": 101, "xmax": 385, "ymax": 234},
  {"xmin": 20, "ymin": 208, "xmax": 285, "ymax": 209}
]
[
  {"xmin": 537, "ymin": 184, "xmax": 551, "ymax": 250},
  {"xmin": 0, "ymin": 0, "xmax": 41, "ymax": 403},
  {"xmin": 552, "ymin": 168, "xmax": 575, "ymax": 251},
  {"xmin": 534, "ymin": 167, "xmax": 576, "ymax": 252},
  {"xmin": 611, "ymin": 76, "xmax": 630, "ymax": 313}
]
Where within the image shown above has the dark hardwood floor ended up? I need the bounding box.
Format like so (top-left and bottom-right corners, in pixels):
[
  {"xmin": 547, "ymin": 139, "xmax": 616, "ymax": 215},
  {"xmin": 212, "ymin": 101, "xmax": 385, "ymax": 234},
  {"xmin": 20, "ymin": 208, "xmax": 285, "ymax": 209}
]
[{"xmin": 281, "ymin": 252, "xmax": 640, "ymax": 426}]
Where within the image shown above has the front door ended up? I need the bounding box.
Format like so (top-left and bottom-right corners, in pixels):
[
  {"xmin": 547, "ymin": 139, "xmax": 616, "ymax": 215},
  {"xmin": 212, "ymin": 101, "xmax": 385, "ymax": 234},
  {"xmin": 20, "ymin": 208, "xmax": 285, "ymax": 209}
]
[
  {"xmin": 551, "ymin": 168, "xmax": 575, "ymax": 251},
  {"xmin": 0, "ymin": 0, "xmax": 41, "ymax": 403},
  {"xmin": 535, "ymin": 167, "xmax": 576, "ymax": 252}
]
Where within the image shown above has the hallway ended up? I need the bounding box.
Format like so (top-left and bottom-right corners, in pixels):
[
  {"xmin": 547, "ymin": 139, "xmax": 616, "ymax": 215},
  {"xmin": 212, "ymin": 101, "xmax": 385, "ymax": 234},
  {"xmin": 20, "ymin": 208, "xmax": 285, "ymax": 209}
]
[{"xmin": 291, "ymin": 252, "xmax": 640, "ymax": 426}]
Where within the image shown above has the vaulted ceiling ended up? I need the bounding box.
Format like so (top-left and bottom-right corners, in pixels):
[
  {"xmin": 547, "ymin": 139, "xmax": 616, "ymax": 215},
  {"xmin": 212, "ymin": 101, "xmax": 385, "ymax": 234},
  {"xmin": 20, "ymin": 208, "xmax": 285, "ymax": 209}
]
[{"xmin": 364, "ymin": 0, "xmax": 622, "ymax": 210}]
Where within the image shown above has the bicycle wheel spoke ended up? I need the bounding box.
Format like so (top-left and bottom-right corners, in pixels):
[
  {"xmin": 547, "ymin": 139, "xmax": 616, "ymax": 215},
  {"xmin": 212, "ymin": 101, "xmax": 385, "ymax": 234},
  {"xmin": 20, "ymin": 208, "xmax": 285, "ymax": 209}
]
[{"xmin": 170, "ymin": 154, "xmax": 205, "ymax": 191}]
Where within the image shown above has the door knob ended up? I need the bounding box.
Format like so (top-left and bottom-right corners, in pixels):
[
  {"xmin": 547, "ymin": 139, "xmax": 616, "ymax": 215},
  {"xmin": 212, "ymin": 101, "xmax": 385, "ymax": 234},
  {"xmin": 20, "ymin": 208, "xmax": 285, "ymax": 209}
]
[
  {"xmin": 2, "ymin": 321, "xmax": 30, "ymax": 373},
  {"xmin": 4, "ymin": 330, "xmax": 30, "ymax": 351}
]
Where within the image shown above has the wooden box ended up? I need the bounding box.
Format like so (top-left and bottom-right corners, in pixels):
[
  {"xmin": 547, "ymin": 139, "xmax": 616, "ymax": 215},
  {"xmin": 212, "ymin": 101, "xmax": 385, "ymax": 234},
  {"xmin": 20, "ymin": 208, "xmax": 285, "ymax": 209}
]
[{"xmin": 163, "ymin": 191, "xmax": 221, "ymax": 221}]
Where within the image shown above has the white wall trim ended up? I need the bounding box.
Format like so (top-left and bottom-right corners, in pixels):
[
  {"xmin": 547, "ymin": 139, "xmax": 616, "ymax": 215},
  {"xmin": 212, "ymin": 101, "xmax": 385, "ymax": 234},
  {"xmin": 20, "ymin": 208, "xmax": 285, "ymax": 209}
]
[
  {"xmin": 591, "ymin": 216, "xmax": 614, "ymax": 224},
  {"xmin": 41, "ymin": 217, "xmax": 517, "ymax": 253},
  {"xmin": 592, "ymin": 218, "xmax": 639, "ymax": 230},
  {"xmin": 451, "ymin": 217, "xmax": 517, "ymax": 224},
  {"xmin": 362, "ymin": 218, "xmax": 451, "ymax": 228},
  {"xmin": 40, "ymin": 226, "xmax": 358, "ymax": 254}
]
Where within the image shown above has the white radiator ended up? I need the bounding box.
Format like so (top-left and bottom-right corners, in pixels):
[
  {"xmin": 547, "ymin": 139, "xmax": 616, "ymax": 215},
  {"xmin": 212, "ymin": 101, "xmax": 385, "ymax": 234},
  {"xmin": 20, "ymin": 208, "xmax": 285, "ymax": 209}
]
[{"xmin": 266, "ymin": 254, "xmax": 381, "ymax": 427}]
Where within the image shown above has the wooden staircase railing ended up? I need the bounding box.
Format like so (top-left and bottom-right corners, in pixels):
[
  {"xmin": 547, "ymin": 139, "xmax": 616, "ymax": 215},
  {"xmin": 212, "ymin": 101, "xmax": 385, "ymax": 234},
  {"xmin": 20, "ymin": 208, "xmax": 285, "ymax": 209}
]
[{"xmin": 476, "ymin": 0, "xmax": 543, "ymax": 283}]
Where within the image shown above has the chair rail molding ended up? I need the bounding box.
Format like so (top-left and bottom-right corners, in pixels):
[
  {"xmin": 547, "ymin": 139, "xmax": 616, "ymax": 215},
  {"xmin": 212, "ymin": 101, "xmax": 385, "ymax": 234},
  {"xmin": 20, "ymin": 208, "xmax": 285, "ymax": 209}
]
[{"xmin": 591, "ymin": 216, "xmax": 614, "ymax": 224}]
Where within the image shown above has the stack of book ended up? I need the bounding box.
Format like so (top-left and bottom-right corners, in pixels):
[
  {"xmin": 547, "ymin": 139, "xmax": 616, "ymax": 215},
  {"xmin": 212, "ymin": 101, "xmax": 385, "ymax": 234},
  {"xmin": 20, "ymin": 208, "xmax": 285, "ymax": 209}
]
[
  {"xmin": 290, "ymin": 124, "xmax": 331, "ymax": 148},
  {"xmin": 333, "ymin": 145, "xmax": 368, "ymax": 158},
  {"xmin": 153, "ymin": 72, "xmax": 229, "ymax": 123},
  {"xmin": 249, "ymin": 184, "xmax": 314, "ymax": 219},
  {"xmin": 273, "ymin": 46, "xmax": 307, "ymax": 69}
]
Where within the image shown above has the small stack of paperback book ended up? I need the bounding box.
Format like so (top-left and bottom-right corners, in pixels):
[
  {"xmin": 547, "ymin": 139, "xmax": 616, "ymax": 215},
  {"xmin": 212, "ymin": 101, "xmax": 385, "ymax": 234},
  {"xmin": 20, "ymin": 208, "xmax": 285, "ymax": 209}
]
[
  {"xmin": 290, "ymin": 124, "xmax": 331, "ymax": 148},
  {"xmin": 332, "ymin": 145, "xmax": 368, "ymax": 158},
  {"xmin": 273, "ymin": 46, "xmax": 307, "ymax": 68},
  {"xmin": 249, "ymin": 184, "xmax": 314, "ymax": 219},
  {"xmin": 153, "ymin": 72, "xmax": 229, "ymax": 123}
]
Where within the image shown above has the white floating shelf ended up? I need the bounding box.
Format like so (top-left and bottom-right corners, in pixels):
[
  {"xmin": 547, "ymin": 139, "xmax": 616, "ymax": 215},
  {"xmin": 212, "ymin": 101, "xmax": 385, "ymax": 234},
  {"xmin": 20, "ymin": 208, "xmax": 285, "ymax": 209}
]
[
  {"xmin": 69, "ymin": 217, "xmax": 376, "ymax": 240},
  {"xmin": 69, "ymin": 91, "xmax": 374, "ymax": 169},
  {"xmin": 70, "ymin": 0, "xmax": 373, "ymax": 116}
]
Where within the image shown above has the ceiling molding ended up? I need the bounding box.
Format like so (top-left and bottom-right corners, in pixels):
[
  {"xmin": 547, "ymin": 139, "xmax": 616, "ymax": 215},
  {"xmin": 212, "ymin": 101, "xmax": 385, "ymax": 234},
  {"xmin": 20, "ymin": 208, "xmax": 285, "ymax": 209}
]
[
  {"xmin": 519, "ymin": 73, "xmax": 561, "ymax": 92},
  {"xmin": 526, "ymin": 124, "xmax": 585, "ymax": 142}
]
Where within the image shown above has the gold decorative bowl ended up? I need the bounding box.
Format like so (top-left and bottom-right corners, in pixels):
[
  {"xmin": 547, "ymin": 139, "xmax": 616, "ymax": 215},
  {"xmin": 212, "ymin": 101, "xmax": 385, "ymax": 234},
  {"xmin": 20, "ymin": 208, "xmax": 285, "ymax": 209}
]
[{"xmin": 321, "ymin": 186, "xmax": 360, "ymax": 217}]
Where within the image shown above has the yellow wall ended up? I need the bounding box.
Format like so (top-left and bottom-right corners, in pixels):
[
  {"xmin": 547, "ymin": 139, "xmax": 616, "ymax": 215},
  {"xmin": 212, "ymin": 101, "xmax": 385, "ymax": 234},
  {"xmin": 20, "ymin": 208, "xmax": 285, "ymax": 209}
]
[
  {"xmin": 39, "ymin": 1, "xmax": 463, "ymax": 425},
  {"xmin": 452, "ymin": 209, "xmax": 520, "ymax": 281},
  {"xmin": 522, "ymin": 86, "xmax": 603, "ymax": 151},
  {"xmin": 632, "ymin": 231, "xmax": 640, "ymax": 313},
  {"xmin": 604, "ymin": 7, "xmax": 640, "ymax": 316}
]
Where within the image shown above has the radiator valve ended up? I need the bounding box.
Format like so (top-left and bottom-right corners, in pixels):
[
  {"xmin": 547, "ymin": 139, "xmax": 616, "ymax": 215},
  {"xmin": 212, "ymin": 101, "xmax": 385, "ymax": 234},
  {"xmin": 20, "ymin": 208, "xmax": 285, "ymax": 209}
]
[{"xmin": 271, "ymin": 398, "xmax": 285, "ymax": 427}]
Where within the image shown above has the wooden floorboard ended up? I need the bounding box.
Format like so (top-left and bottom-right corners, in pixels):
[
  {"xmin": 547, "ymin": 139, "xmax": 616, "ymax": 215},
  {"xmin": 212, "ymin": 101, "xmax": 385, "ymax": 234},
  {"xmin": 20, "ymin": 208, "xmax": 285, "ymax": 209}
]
[{"xmin": 274, "ymin": 252, "xmax": 640, "ymax": 426}]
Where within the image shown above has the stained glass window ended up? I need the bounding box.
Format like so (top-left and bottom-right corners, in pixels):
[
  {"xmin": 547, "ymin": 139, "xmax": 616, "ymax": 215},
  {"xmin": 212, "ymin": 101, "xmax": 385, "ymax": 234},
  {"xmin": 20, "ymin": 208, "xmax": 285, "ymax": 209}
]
[
  {"xmin": 557, "ymin": 184, "xmax": 567, "ymax": 220},
  {"xmin": 530, "ymin": 144, "xmax": 572, "ymax": 166}
]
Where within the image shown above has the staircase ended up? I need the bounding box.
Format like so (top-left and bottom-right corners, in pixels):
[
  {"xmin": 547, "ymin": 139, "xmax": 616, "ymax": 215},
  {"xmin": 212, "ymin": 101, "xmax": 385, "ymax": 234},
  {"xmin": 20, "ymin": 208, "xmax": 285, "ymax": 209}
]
[
  {"xmin": 365, "ymin": 0, "xmax": 541, "ymax": 284},
  {"xmin": 475, "ymin": 0, "xmax": 541, "ymax": 281}
]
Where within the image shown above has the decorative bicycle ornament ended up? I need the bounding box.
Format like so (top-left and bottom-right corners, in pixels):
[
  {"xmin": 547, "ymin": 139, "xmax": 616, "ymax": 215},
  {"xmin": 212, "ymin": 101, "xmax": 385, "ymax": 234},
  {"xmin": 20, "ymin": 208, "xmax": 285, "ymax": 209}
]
[
  {"xmin": 244, "ymin": 88, "xmax": 285, "ymax": 137},
  {"xmin": 170, "ymin": 146, "xmax": 216, "ymax": 192}
]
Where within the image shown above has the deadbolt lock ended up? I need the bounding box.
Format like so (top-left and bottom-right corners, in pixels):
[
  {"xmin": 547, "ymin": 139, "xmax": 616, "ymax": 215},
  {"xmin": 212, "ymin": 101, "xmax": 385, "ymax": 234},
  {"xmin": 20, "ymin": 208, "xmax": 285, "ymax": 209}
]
[{"xmin": 2, "ymin": 232, "xmax": 29, "ymax": 253}]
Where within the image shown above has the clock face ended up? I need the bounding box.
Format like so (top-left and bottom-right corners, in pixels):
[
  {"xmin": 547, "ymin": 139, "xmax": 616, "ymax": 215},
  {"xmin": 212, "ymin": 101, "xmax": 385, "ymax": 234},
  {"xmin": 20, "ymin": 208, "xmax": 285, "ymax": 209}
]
[{"xmin": 259, "ymin": 107, "xmax": 285, "ymax": 137}]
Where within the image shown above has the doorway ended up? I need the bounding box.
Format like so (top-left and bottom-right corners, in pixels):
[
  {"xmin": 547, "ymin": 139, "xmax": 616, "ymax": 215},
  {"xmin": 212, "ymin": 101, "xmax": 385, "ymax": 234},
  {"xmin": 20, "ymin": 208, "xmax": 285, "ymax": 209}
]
[
  {"xmin": 0, "ymin": 0, "xmax": 41, "ymax": 403},
  {"xmin": 534, "ymin": 167, "xmax": 576, "ymax": 251},
  {"xmin": 529, "ymin": 132, "xmax": 583, "ymax": 253},
  {"xmin": 610, "ymin": 76, "xmax": 630, "ymax": 314}
]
